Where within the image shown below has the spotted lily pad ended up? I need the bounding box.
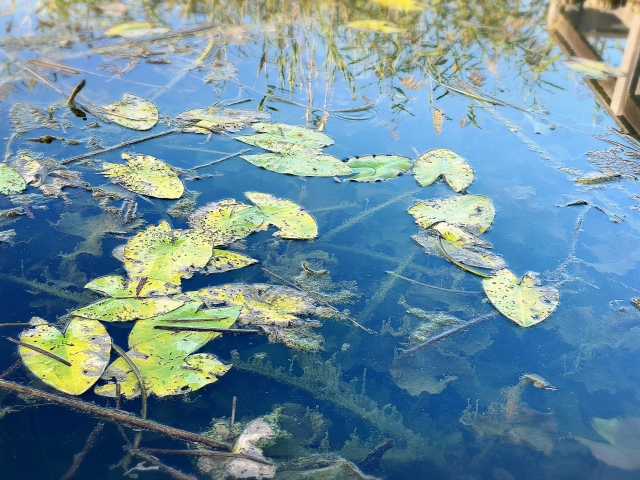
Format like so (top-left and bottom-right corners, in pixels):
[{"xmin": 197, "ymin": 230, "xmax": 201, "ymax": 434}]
[
  {"xmin": 345, "ymin": 20, "xmax": 404, "ymax": 33},
  {"xmin": 482, "ymin": 269, "xmax": 559, "ymax": 327},
  {"xmin": 345, "ymin": 154, "xmax": 413, "ymax": 182},
  {"xmin": 101, "ymin": 94, "xmax": 159, "ymax": 130},
  {"xmin": 70, "ymin": 296, "xmax": 185, "ymax": 322},
  {"xmin": 413, "ymin": 233, "xmax": 505, "ymax": 270},
  {"xmin": 237, "ymin": 123, "xmax": 334, "ymax": 150},
  {"xmin": 124, "ymin": 221, "xmax": 214, "ymax": 285},
  {"xmin": 241, "ymin": 150, "xmax": 352, "ymax": 177},
  {"xmin": 102, "ymin": 153, "xmax": 184, "ymax": 199},
  {"xmin": 84, "ymin": 275, "xmax": 180, "ymax": 298},
  {"xmin": 199, "ymin": 283, "xmax": 330, "ymax": 326},
  {"xmin": 188, "ymin": 200, "xmax": 266, "ymax": 246},
  {"xmin": 408, "ymin": 194, "xmax": 495, "ymax": 232},
  {"xmin": 176, "ymin": 105, "xmax": 270, "ymax": 133},
  {"xmin": 245, "ymin": 191, "xmax": 318, "ymax": 239},
  {"xmin": 95, "ymin": 332, "xmax": 230, "ymax": 398},
  {"xmin": 207, "ymin": 249, "xmax": 258, "ymax": 273},
  {"xmin": 412, "ymin": 149, "xmax": 474, "ymax": 192},
  {"xmin": 429, "ymin": 222, "xmax": 492, "ymax": 247},
  {"xmin": 18, "ymin": 317, "xmax": 111, "ymax": 395},
  {"xmin": 104, "ymin": 22, "xmax": 171, "ymax": 38},
  {"xmin": 0, "ymin": 164, "xmax": 26, "ymax": 196}
]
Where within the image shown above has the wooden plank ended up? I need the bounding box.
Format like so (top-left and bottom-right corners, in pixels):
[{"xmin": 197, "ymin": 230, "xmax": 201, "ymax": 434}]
[{"xmin": 611, "ymin": 13, "xmax": 640, "ymax": 114}]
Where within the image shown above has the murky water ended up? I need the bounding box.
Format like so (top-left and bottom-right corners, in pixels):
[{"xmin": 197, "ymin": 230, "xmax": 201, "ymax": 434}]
[{"xmin": 1, "ymin": 1, "xmax": 640, "ymax": 479}]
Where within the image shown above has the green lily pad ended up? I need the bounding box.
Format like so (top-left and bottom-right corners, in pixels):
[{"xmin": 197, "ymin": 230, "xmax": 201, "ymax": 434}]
[
  {"xmin": 70, "ymin": 296, "xmax": 185, "ymax": 322},
  {"xmin": 237, "ymin": 123, "xmax": 334, "ymax": 150},
  {"xmin": 176, "ymin": 105, "xmax": 270, "ymax": 133},
  {"xmin": 95, "ymin": 332, "xmax": 230, "ymax": 398},
  {"xmin": 429, "ymin": 222, "xmax": 492, "ymax": 247},
  {"xmin": 0, "ymin": 164, "xmax": 26, "ymax": 195},
  {"xmin": 207, "ymin": 249, "xmax": 258, "ymax": 273},
  {"xmin": 412, "ymin": 148, "xmax": 474, "ymax": 192},
  {"xmin": 104, "ymin": 22, "xmax": 171, "ymax": 38},
  {"xmin": 18, "ymin": 317, "xmax": 111, "ymax": 395},
  {"xmin": 563, "ymin": 57, "xmax": 625, "ymax": 80},
  {"xmin": 482, "ymin": 269, "xmax": 559, "ymax": 327},
  {"xmin": 102, "ymin": 94, "xmax": 159, "ymax": 130},
  {"xmin": 245, "ymin": 191, "xmax": 318, "ymax": 239},
  {"xmin": 188, "ymin": 200, "xmax": 266, "ymax": 246},
  {"xmin": 84, "ymin": 275, "xmax": 180, "ymax": 298},
  {"xmin": 124, "ymin": 221, "xmax": 214, "ymax": 285},
  {"xmin": 128, "ymin": 300, "xmax": 240, "ymax": 346},
  {"xmin": 199, "ymin": 283, "xmax": 330, "ymax": 326},
  {"xmin": 102, "ymin": 153, "xmax": 184, "ymax": 199},
  {"xmin": 408, "ymin": 194, "xmax": 495, "ymax": 232},
  {"xmin": 241, "ymin": 150, "xmax": 352, "ymax": 177},
  {"xmin": 345, "ymin": 154, "xmax": 413, "ymax": 182}
]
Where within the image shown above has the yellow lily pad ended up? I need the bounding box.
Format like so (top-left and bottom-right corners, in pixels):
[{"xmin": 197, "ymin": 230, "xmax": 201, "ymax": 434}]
[
  {"xmin": 18, "ymin": 317, "xmax": 111, "ymax": 395},
  {"xmin": 207, "ymin": 249, "xmax": 258, "ymax": 273},
  {"xmin": 101, "ymin": 94, "xmax": 159, "ymax": 130},
  {"xmin": 95, "ymin": 332, "xmax": 230, "ymax": 398},
  {"xmin": 245, "ymin": 191, "xmax": 318, "ymax": 239},
  {"xmin": 482, "ymin": 269, "xmax": 559, "ymax": 327},
  {"xmin": 84, "ymin": 275, "xmax": 180, "ymax": 298},
  {"xmin": 429, "ymin": 222, "xmax": 492, "ymax": 247},
  {"xmin": 70, "ymin": 296, "xmax": 184, "ymax": 322},
  {"xmin": 412, "ymin": 148, "xmax": 474, "ymax": 192},
  {"xmin": 413, "ymin": 233, "xmax": 505, "ymax": 271},
  {"xmin": 188, "ymin": 199, "xmax": 266, "ymax": 246},
  {"xmin": 408, "ymin": 194, "xmax": 495, "ymax": 232},
  {"xmin": 102, "ymin": 153, "xmax": 184, "ymax": 199},
  {"xmin": 241, "ymin": 150, "xmax": 352, "ymax": 177},
  {"xmin": 346, "ymin": 154, "xmax": 413, "ymax": 182},
  {"xmin": 0, "ymin": 164, "xmax": 26, "ymax": 195},
  {"xmin": 123, "ymin": 221, "xmax": 214, "ymax": 285},
  {"xmin": 104, "ymin": 22, "xmax": 171, "ymax": 38},
  {"xmin": 236, "ymin": 122, "xmax": 334, "ymax": 150},
  {"xmin": 345, "ymin": 20, "xmax": 404, "ymax": 33}
]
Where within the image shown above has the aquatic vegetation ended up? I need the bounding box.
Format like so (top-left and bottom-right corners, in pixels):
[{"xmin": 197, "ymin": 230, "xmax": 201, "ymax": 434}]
[
  {"xmin": 241, "ymin": 150, "xmax": 352, "ymax": 177},
  {"xmin": 237, "ymin": 122, "xmax": 334, "ymax": 150},
  {"xmin": 345, "ymin": 154, "xmax": 413, "ymax": 183},
  {"xmin": 408, "ymin": 195, "xmax": 495, "ymax": 232},
  {"xmin": 101, "ymin": 93, "xmax": 159, "ymax": 130},
  {"xmin": 246, "ymin": 191, "xmax": 318, "ymax": 239},
  {"xmin": 562, "ymin": 57, "xmax": 625, "ymax": 80},
  {"xmin": 206, "ymin": 249, "xmax": 258, "ymax": 273},
  {"xmin": 412, "ymin": 149, "xmax": 474, "ymax": 192},
  {"xmin": 575, "ymin": 417, "xmax": 640, "ymax": 470},
  {"xmin": 189, "ymin": 199, "xmax": 266, "ymax": 245},
  {"xmin": 0, "ymin": 164, "xmax": 25, "ymax": 195},
  {"xmin": 104, "ymin": 22, "xmax": 171, "ymax": 38},
  {"xmin": 176, "ymin": 105, "xmax": 270, "ymax": 134}
]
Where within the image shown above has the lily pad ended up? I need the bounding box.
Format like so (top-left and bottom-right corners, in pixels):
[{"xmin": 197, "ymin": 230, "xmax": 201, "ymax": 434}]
[
  {"xmin": 124, "ymin": 221, "xmax": 214, "ymax": 285},
  {"xmin": 176, "ymin": 105, "xmax": 270, "ymax": 133},
  {"xmin": 128, "ymin": 300, "xmax": 240, "ymax": 346},
  {"xmin": 563, "ymin": 57, "xmax": 625, "ymax": 80},
  {"xmin": 11, "ymin": 153, "xmax": 46, "ymax": 186},
  {"xmin": 95, "ymin": 332, "xmax": 230, "ymax": 398},
  {"xmin": 101, "ymin": 94, "xmax": 159, "ymax": 130},
  {"xmin": 345, "ymin": 20, "xmax": 404, "ymax": 33},
  {"xmin": 345, "ymin": 154, "xmax": 413, "ymax": 182},
  {"xmin": 207, "ymin": 249, "xmax": 258, "ymax": 273},
  {"xmin": 104, "ymin": 22, "xmax": 171, "ymax": 38},
  {"xmin": 408, "ymin": 194, "xmax": 495, "ymax": 232},
  {"xmin": 241, "ymin": 150, "xmax": 352, "ymax": 177},
  {"xmin": 482, "ymin": 269, "xmax": 559, "ymax": 327},
  {"xmin": 70, "ymin": 296, "xmax": 185, "ymax": 322},
  {"xmin": 0, "ymin": 164, "xmax": 26, "ymax": 195},
  {"xmin": 237, "ymin": 123, "xmax": 334, "ymax": 150},
  {"xmin": 245, "ymin": 191, "xmax": 318, "ymax": 239},
  {"xmin": 412, "ymin": 148, "xmax": 474, "ymax": 192},
  {"xmin": 84, "ymin": 275, "xmax": 180, "ymax": 298},
  {"xmin": 188, "ymin": 200, "xmax": 266, "ymax": 246},
  {"xmin": 102, "ymin": 153, "xmax": 184, "ymax": 199},
  {"xmin": 18, "ymin": 317, "xmax": 111, "ymax": 395},
  {"xmin": 429, "ymin": 222, "xmax": 492, "ymax": 247},
  {"xmin": 199, "ymin": 283, "xmax": 330, "ymax": 326},
  {"xmin": 413, "ymin": 233, "xmax": 505, "ymax": 270}
]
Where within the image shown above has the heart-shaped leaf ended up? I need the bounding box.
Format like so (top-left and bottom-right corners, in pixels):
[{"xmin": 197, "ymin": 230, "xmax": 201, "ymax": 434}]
[
  {"xmin": 84, "ymin": 275, "xmax": 180, "ymax": 298},
  {"xmin": 18, "ymin": 317, "xmax": 111, "ymax": 395},
  {"xmin": 188, "ymin": 200, "xmax": 266, "ymax": 246},
  {"xmin": 408, "ymin": 194, "xmax": 495, "ymax": 232},
  {"xmin": 346, "ymin": 154, "xmax": 413, "ymax": 182},
  {"xmin": 70, "ymin": 296, "xmax": 185, "ymax": 322},
  {"xmin": 241, "ymin": 150, "xmax": 352, "ymax": 177},
  {"xmin": 482, "ymin": 269, "xmax": 559, "ymax": 327},
  {"xmin": 102, "ymin": 153, "xmax": 184, "ymax": 199},
  {"xmin": 245, "ymin": 191, "xmax": 318, "ymax": 239},
  {"xmin": 237, "ymin": 122, "xmax": 334, "ymax": 150},
  {"xmin": 101, "ymin": 94, "xmax": 159, "ymax": 130},
  {"xmin": 412, "ymin": 148, "xmax": 473, "ymax": 192}
]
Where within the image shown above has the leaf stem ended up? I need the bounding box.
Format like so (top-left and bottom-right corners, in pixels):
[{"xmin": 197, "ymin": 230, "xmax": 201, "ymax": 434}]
[{"xmin": 5, "ymin": 337, "xmax": 72, "ymax": 366}]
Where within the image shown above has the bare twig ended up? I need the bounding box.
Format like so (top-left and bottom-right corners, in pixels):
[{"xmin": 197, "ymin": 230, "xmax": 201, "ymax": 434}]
[
  {"xmin": 385, "ymin": 271, "xmax": 481, "ymax": 294},
  {"xmin": 129, "ymin": 451, "xmax": 197, "ymax": 480},
  {"xmin": 60, "ymin": 422, "xmax": 104, "ymax": 480},
  {"xmin": 137, "ymin": 448, "xmax": 275, "ymax": 466},
  {"xmin": 0, "ymin": 323, "xmax": 32, "ymax": 327},
  {"xmin": 66, "ymin": 79, "xmax": 86, "ymax": 105},
  {"xmin": 0, "ymin": 359, "xmax": 22, "ymax": 379},
  {"xmin": 230, "ymin": 396, "xmax": 237, "ymax": 428},
  {"xmin": 191, "ymin": 148, "xmax": 251, "ymax": 171},
  {"xmin": 5, "ymin": 337, "xmax": 71, "ymax": 366},
  {"xmin": 0, "ymin": 379, "xmax": 230, "ymax": 450}
]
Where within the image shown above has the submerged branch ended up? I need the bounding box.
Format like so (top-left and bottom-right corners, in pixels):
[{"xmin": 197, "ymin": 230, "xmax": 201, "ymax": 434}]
[
  {"xmin": 191, "ymin": 148, "xmax": 251, "ymax": 171},
  {"xmin": 137, "ymin": 448, "xmax": 275, "ymax": 466},
  {"xmin": 385, "ymin": 271, "xmax": 481, "ymax": 294},
  {"xmin": 60, "ymin": 422, "xmax": 104, "ymax": 480}
]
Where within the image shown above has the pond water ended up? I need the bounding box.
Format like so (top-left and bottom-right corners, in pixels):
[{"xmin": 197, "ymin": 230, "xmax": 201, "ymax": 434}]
[{"xmin": 1, "ymin": 1, "xmax": 640, "ymax": 479}]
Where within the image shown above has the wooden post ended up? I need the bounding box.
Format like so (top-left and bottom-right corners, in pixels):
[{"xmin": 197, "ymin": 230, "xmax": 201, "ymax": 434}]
[{"xmin": 611, "ymin": 13, "xmax": 640, "ymax": 115}]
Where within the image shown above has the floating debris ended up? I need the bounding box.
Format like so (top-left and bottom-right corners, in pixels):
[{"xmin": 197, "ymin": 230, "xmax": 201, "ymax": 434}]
[
  {"xmin": 521, "ymin": 374, "xmax": 557, "ymax": 391},
  {"xmin": 119, "ymin": 196, "xmax": 138, "ymax": 225}
]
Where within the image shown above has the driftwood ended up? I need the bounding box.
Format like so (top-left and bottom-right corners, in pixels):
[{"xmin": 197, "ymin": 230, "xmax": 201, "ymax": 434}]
[{"xmin": 0, "ymin": 379, "xmax": 229, "ymax": 450}]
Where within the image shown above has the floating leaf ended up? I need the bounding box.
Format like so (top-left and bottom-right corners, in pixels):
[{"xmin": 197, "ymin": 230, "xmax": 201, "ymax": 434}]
[
  {"xmin": 189, "ymin": 200, "xmax": 265, "ymax": 246},
  {"xmin": 408, "ymin": 194, "xmax": 495, "ymax": 232},
  {"xmin": 207, "ymin": 249, "xmax": 258, "ymax": 273},
  {"xmin": 176, "ymin": 105, "xmax": 270, "ymax": 133},
  {"xmin": 128, "ymin": 300, "xmax": 240, "ymax": 346},
  {"xmin": 236, "ymin": 122, "xmax": 334, "ymax": 150},
  {"xmin": 482, "ymin": 269, "xmax": 559, "ymax": 327},
  {"xmin": 245, "ymin": 191, "xmax": 318, "ymax": 239},
  {"xmin": 199, "ymin": 283, "xmax": 330, "ymax": 326},
  {"xmin": 0, "ymin": 164, "xmax": 26, "ymax": 195},
  {"xmin": 9, "ymin": 103, "xmax": 62, "ymax": 133},
  {"xmin": 429, "ymin": 222, "xmax": 492, "ymax": 247},
  {"xmin": 345, "ymin": 20, "xmax": 404, "ymax": 33},
  {"xmin": 412, "ymin": 148, "xmax": 474, "ymax": 192},
  {"xmin": 84, "ymin": 275, "xmax": 180, "ymax": 298},
  {"xmin": 104, "ymin": 22, "xmax": 171, "ymax": 38},
  {"xmin": 102, "ymin": 153, "xmax": 184, "ymax": 199},
  {"xmin": 241, "ymin": 150, "xmax": 352, "ymax": 177},
  {"xmin": 18, "ymin": 317, "xmax": 111, "ymax": 395},
  {"xmin": 563, "ymin": 57, "xmax": 625, "ymax": 80},
  {"xmin": 11, "ymin": 152, "xmax": 46, "ymax": 186},
  {"xmin": 372, "ymin": 0, "xmax": 426, "ymax": 10},
  {"xmin": 101, "ymin": 94, "xmax": 159, "ymax": 130},
  {"xmin": 124, "ymin": 221, "xmax": 214, "ymax": 285},
  {"xmin": 95, "ymin": 332, "xmax": 230, "ymax": 398},
  {"xmin": 71, "ymin": 296, "xmax": 184, "ymax": 322},
  {"xmin": 413, "ymin": 233, "xmax": 505, "ymax": 270},
  {"xmin": 345, "ymin": 154, "xmax": 413, "ymax": 182}
]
